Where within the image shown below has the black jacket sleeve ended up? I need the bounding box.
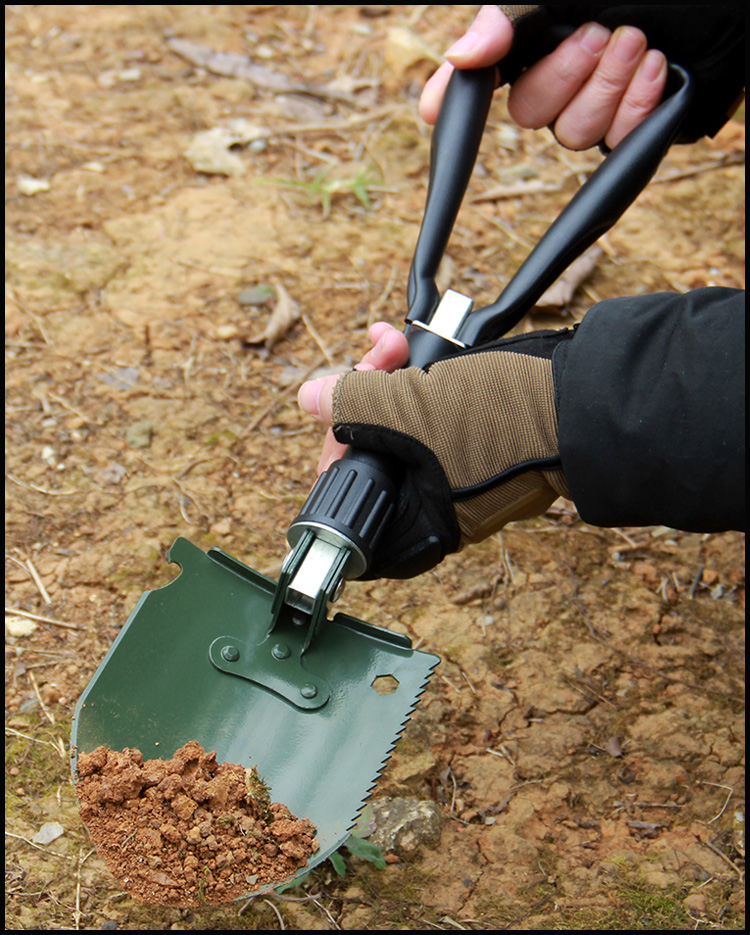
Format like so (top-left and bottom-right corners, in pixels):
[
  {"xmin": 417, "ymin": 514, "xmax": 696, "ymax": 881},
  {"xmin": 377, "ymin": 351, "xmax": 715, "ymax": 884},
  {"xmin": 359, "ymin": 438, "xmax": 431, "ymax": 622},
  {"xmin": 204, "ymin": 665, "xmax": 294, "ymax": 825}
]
[{"xmin": 554, "ymin": 287, "xmax": 745, "ymax": 532}]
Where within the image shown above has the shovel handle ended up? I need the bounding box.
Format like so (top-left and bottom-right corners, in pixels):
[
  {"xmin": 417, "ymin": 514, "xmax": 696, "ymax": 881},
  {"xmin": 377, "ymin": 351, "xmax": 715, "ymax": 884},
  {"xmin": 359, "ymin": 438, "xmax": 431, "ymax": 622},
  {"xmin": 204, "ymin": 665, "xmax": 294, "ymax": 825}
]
[
  {"xmin": 405, "ymin": 4, "xmax": 577, "ymax": 331},
  {"xmin": 458, "ymin": 64, "xmax": 693, "ymax": 345},
  {"xmin": 289, "ymin": 30, "xmax": 693, "ymax": 581},
  {"xmin": 406, "ymin": 65, "xmax": 496, "ymax": 329}
]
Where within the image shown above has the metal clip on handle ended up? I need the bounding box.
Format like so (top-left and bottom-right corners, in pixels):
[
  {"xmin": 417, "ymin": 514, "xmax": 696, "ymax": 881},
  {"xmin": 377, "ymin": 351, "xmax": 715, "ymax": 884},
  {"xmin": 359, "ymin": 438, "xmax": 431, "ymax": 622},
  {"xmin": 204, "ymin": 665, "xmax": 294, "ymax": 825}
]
[{"xmin": 283, "ymin": 55, "xmax": 693, "ymax": 600}]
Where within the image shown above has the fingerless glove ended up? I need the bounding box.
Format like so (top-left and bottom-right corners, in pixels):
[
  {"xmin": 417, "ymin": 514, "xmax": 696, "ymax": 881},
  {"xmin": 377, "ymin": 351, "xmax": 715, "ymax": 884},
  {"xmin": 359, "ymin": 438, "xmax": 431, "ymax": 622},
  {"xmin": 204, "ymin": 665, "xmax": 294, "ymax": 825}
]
[{"xmin": 332, "ymin": 328, "xmax": 573, "ymax": 578}]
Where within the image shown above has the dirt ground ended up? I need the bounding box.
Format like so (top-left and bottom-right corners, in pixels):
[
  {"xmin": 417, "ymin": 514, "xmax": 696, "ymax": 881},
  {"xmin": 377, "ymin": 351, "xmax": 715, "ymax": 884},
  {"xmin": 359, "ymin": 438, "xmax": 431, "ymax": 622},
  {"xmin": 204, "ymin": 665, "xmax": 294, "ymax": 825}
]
[{"xmin": 5, "ymin": 5, "xmax": 745, "ymax": 931}]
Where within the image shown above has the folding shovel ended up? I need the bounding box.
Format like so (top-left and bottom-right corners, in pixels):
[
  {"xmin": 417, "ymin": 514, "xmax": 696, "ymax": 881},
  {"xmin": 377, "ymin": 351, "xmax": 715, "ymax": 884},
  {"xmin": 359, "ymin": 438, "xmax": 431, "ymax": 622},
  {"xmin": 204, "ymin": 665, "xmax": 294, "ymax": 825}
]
[{"xmin": 72, "ymin": 20, "xmax": 693, "ymax": 896}]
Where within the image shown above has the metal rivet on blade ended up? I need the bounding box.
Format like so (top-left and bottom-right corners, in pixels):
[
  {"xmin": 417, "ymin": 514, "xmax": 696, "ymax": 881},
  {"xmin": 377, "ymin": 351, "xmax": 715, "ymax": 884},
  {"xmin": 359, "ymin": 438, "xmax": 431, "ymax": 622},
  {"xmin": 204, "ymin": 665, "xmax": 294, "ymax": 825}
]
[
  {"xmin": 272, "ymin": 642, "xmax": 291, "ymax": 660},
  {"xmin": 221, "ymin": 645, "xmax": 240, "ymax": 662},
  {"xmin": 300, "ymin": 683, "xmax": 318, "ymax": 698}
]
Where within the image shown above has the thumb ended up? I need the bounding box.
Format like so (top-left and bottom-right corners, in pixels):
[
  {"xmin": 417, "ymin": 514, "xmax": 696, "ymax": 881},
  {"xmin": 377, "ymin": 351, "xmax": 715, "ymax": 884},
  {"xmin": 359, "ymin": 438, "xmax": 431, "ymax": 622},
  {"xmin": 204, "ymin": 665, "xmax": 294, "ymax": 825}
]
[
  {"xmin": 444, "ymin": 5, "xmax": 514, "ymax": 67},
  {"xmin": 297, "ymin": 373, "xmax": 339, "ymax": 426}
]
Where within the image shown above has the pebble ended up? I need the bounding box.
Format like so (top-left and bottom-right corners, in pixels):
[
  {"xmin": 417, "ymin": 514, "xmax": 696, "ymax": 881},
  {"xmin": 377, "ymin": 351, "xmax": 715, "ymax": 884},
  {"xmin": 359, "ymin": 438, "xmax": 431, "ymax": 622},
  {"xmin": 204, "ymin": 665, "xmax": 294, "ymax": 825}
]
[
  {"xmin": 32, "ymin": 821, "xmax": 65, "ymax": 845},
  {"xmin": 18, "ymin": 175, "xmax": 51, "ymax": 196},
  {"xmin": 125, "ymin": 420, "xmax": 153, "ymax": 449}
]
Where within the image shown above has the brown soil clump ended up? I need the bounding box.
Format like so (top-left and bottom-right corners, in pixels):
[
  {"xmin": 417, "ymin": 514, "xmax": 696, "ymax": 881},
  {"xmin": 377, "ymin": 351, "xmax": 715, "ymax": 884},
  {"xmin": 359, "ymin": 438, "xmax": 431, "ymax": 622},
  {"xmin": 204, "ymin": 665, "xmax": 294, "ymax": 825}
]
[{"xmin": 75, "ymin": 741, "xmax": 318, "ymax": 906}]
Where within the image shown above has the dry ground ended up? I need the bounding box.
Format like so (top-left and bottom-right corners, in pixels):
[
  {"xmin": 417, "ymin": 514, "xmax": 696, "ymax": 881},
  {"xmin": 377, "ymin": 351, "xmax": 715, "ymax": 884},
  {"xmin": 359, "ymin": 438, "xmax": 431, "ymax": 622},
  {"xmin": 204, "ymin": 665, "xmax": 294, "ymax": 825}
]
[{"xmin": 5, "ymin": 5, "xmax": 745, "ymax": 930}]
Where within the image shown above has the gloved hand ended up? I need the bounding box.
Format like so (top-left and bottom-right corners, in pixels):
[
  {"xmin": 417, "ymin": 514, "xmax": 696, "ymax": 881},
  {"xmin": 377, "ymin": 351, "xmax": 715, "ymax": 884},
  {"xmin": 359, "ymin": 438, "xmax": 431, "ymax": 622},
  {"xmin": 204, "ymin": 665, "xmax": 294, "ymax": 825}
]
[{"xmin": 299, "ymin": 326, "xmax": 573, "ymax": 579}]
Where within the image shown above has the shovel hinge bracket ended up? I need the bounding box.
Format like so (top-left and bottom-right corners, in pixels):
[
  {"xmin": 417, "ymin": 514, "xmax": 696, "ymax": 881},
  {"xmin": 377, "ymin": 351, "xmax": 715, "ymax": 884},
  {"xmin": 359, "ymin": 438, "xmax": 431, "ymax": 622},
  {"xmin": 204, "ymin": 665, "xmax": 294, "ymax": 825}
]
[{"xmin": 208, "ymin": 634, "xmax": 330, "ymax": 710}]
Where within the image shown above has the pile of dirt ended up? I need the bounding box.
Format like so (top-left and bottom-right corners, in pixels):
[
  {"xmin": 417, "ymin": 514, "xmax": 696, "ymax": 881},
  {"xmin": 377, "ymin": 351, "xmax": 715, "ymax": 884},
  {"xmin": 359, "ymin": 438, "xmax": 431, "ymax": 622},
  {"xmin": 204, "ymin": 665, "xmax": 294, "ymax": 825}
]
[{"xmin": 75, "ymin": 741, "xmax": 318, "ymax": 906}]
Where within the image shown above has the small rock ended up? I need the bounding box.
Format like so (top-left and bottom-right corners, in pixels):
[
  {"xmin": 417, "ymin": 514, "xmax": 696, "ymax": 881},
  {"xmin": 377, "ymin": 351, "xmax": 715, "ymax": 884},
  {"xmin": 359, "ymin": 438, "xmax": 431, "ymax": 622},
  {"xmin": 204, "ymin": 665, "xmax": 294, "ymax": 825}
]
[
  {"xmin": 368, "ymin": 796, "xmax": 443, "ymax": 858},
  {"xmin": 18, "ymin": 175, "xmax": 51, "ymax": 196},
  {"xmin": 119, "ymin": 67, "xmax": 142, "ymax": 82},
  {"xmin": 183, "ymin": 120, "xmax": 268, "ymax": 178},
  {"xmin": 184, "ymin": 128, "xmax": 247, "ymax": 176},
  {"xmin": 215, "ymin": 323, "xmax": 240, "ymax": 340},
  {"xmin": 33, "ymin": 821, "xmax": 65, "ymax": 845},
  {"xmin": 100, "ymin": 464, "xmax": 127, "ymax": 485},
  {"xmin": 6, "ymin": 616, "xmax": 38, "ymax": 637},
  {"xmin": 125, "ymin": 420, "xmax": 153, "ymax": 449},
  {"xmin": 238, "ymin": 284, "xmax": 276, "ymax": 307},
  {"xmin": 684, "ymin": 892, "xmax": 707, "ymax": 916}
]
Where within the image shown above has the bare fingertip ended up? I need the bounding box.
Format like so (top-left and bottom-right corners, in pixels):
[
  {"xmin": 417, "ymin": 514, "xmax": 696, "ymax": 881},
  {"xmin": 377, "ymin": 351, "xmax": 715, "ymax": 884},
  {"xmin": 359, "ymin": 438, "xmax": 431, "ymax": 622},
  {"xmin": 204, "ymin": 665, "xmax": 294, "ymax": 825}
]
[
  {"xmin": 579, "ymin": 22, "xmax": 610, "ymax": 56},
  {"xmin": 639, "ymin": 49, "xmax": 667, "ymax": 83},
  {"xmin": 297, "ymin": 379, "xmax": 322, "ymax": 415}
]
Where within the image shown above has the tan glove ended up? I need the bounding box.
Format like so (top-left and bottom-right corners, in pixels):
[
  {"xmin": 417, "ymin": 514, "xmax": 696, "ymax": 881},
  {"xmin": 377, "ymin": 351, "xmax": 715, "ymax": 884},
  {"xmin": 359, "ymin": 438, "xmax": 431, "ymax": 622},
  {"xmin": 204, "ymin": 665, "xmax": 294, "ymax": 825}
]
[{"xmin": 331, "ymin": 328, "xmax": 572, "ymax": 578}]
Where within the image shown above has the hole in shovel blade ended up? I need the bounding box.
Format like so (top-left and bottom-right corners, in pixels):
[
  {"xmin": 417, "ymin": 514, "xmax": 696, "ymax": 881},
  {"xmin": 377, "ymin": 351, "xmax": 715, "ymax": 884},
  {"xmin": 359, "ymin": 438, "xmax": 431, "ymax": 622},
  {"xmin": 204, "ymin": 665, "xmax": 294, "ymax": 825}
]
[{"xmin": 371, "ymin": 674, "xmax": 399, "ymax": 695}]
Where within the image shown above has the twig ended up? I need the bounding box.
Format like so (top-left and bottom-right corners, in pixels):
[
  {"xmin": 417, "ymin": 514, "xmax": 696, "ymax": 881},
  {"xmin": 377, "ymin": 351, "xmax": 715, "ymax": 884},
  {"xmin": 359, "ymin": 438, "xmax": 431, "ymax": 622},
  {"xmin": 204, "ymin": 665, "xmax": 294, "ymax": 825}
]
[
  {"xmin": 263, "ymin": 898, "xmax": 286, "ymax": 930},
  {"xmin": 273, "ymin": 104, "xmax": 403, "ymax": 135},
  {"xmin": 6, "ymin": 471, "xmax": 77, "ymax": 497},
  {"xmin": 563, "ymin": 674, "xmax": 616, "ymax": 708},
  {"xmin": 301, "ymin": 313, "xmax": 334, "ymax": 366},
  {"xmin": 310, "ymin": 896, "xmax": 341, "ymax": 929},
  {"xmin": 173, "ymin": 257, "xmax": 245, "ymax": 277},
  {"xmin": 487, "ymin": 746, "xmax": 516, "ymax": 767},
  {"xmin": 437, "ymin": 672, "xmax": 461, "ymax": 693},
  {"xmin": 238, "ymin": 355, "xmax": 327, "ymax": 436},
  {"xmin": 698, "ymin": 781, "xmax": 734, "ymax": 824},
  {"xmin": 448, "ymin": 766, "xmax": 458, "ymax": 816},
  {"xmin": 5, "ymin": 726, "xmax": 66, "ymax": 755},
  {"xmin": 367, "ymin": 265, "xmax": 398, "ymax": 324},
  {"xmin": 699, "ymin": 838, "xmax": 744, "ymax": 879},
  {"xmin": 689, "ymin": 565, "xmax": 705, "ymax": 600},
  {"xmin": 25, "ymin": 555, "xmax": 52, "ymax": 605},
  {"xmin": 630, "ymin": 801, "xmax": 685, "ymax": 809},
  {"xmin": 28, "ymin": 670, "xmax": 55, "ymax": 725},
  {"xmin": 439, "ymin": 916, "xmax": 468, "ymax": 930},
  {"xmin": 461, "ymin": 669, "xmax": 477, "ymax": 695},
  {"xmin": 74, "ymin": 848, "xmax": 96, "ymax": 930},
  {"xmin": 652, "ymin": 152, "xmax": 744, "ymax": 185},
  {"xmin": 6, "ymin": 553, "xmax": 52, "ymax": 605},
  {"xmin": 470, "ymin": 179, "xmax": 562, "ymax": 202},
  {"xmin": 46, "ymin": 390, "xmax": 100, "ymax": 426},
  {"xmin": 6, "ymin": 287, "xmax": 51, "ymax": 344},
  {"xmin": 5, "ymin": 606, "xmax": 79, "ymax": 630},
  {"xmin": 5, "ymin": 831, "xmax": 72, "ymax": 860},
  {"xmin": 611, "ymin": 526, "xmax": 643, "ymax": 547}
]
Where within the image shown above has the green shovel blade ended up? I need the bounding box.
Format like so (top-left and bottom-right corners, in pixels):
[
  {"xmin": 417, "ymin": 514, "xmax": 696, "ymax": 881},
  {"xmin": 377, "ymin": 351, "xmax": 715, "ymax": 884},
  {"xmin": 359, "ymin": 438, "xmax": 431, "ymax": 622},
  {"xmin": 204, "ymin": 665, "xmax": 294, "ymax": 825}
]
[{"xmin": 71, "ymin": 537, "xmax": 439, "ymax": 888}]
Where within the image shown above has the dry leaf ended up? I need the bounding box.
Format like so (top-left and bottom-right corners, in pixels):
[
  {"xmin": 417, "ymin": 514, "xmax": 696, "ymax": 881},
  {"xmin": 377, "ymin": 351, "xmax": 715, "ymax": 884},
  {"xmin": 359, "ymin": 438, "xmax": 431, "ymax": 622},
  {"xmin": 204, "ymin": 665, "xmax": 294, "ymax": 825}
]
[
  {"xmin": 384, "ymin": 26, "xmax": 442, "ymax": 77},
  {"xmin": 245, "ymin": 281, "xmax": 300, "ymax": 350},
  {"xmin": 184, "ymin": 128, "xmax": 247, "ymax": 177},
  {"xmin": 533, "ymin": 245, "xmax": 603, "ymax": 311},
  {"xmin": 183, "ymin": 118, "xmax": 270, "ymax": 176}
]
